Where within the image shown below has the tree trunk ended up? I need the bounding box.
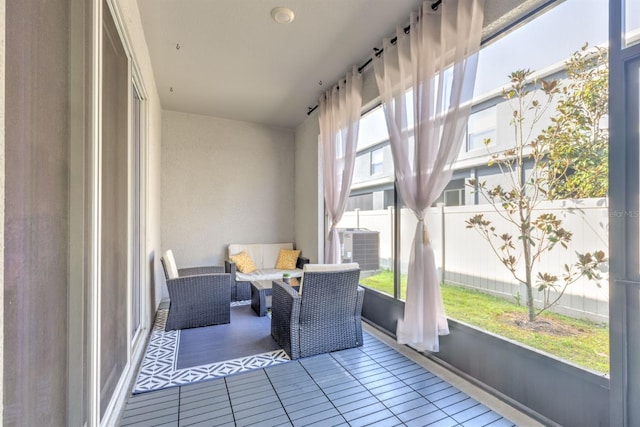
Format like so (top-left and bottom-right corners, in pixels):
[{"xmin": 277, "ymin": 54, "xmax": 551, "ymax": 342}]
[{"xmin": 521, "ymin": 222, "xmax": 536, "ymax": 322}]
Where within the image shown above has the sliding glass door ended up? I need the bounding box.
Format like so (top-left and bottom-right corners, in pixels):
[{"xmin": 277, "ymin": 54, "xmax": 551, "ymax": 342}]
[
  {"xmin": 609, "ymin": 54, "xmax": 640, "ymax": 427},
  {"xmin": 609, "ymin": 1, "xmax": 640, "ymax": 425}
]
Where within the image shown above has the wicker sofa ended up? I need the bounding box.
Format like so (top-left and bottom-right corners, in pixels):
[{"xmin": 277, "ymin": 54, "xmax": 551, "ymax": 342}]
[
  {"xmin": 224, "ymin": 243, "xmax": 309, "ymax": 301},
  {"xmin": 271, "ymin": 263, "xmax": 364, "ymax": 359}
]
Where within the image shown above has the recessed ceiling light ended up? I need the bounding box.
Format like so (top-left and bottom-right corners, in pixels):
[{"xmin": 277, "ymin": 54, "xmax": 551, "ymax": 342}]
[{"xmin": 271, "ymin": 7, "xmax": 295, "ymax": 24}]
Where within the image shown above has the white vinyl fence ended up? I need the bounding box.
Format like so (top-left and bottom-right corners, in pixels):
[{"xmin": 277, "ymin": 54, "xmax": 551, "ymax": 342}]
[{"xmin": 338, "ymin": 198, "xmax": 609, "ymax": 323}]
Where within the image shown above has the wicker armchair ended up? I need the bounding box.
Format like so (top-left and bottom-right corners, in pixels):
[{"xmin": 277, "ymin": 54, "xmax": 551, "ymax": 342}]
[
  {"xmin": 271, "ymin": 267, "xmax": 364, "ymax": 359},
  {"xmin": 161, "ymin": 250, "xmax": 231, "ymax": 331}
]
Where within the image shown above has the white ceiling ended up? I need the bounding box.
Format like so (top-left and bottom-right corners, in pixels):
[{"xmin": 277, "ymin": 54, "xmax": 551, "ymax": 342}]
[{"xmin": 137, "ymin": 0, "xmax": 543, "ymax": 129}]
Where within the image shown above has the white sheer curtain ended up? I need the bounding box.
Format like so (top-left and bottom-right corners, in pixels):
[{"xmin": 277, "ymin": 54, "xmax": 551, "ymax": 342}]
[
  {"xmin": 373, "ymin": 0, "xmax": 484, "ymax": 351},
  {"xmin": 319, "ymin": 66, "xmax": 363, "ymax": 264}
]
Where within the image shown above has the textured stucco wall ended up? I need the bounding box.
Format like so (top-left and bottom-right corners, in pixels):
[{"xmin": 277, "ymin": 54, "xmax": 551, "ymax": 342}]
[
  {"xmin": 161, "ymin": 111, "xmax": 295, "ymax": 298},
  {"xmin": 294, "ymin": 111, "xmax": 321, "ymax": 263},
  {"xmin": 0, "ymin": 0, "xmax": 5, "ymax": 420},
  {"xmin": 5, "ymin": 0, "xmax": 69, "ymax": 424}
]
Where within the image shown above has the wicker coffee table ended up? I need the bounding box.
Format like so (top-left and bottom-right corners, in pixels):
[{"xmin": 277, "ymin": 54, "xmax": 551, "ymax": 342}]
[{"xmin": 251, "ymin": 278, "xmax": 299, "ymax": 317}]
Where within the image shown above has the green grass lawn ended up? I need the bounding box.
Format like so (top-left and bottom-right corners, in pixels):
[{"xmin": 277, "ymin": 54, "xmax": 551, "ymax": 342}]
[{"xmin": 360, "ymin": 270, "xmax": 610, "ymax": 374}]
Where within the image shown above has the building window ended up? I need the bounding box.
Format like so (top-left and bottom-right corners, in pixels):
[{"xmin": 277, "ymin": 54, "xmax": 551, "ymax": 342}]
[
  {"xmin": 346, "ymin": 192, "xmax": 373, "ymax": 211},
  {"xmin": 370, "ymin": 147, "xmax": 384, "ymax": 175},
  {"xmin": 625, "ymin": 0, "xmax": 640, "ymax": 48},
  {"xmin": 444, "ymin": 188, "xmax": 464, "ymax": 206},
  {"xmin": 466, "ymin": 106, "xmax": 496, "ymax": 151}
]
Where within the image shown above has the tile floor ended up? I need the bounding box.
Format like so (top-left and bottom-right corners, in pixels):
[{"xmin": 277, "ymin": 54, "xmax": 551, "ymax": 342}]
[{"xmin": 119, "ymin": 327, "xmax": 541, "ymax": 426}]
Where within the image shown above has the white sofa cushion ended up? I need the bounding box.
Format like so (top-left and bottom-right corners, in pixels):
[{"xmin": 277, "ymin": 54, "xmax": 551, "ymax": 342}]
[
  {"xmin": 228, "ymin": 243, "xmax": 294, "ymax": 269},
  {"xmin": 236, "ymin": 268, "xmax": 304, "ymax": 282},
  {"xmin": 299, "ymin": 262, "xmax": 359, "ymax": 294}
]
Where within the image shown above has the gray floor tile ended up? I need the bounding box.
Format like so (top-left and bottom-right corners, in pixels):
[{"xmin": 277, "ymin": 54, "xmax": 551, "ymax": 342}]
[
  {"xmin": 325, "ymin": 383, "xmax": 369, "ymax": 402},
  {"xmin": 322, "ymin": 379, "xmax": 364, "ymax": 395},
  {"xmin": 131, "ymin": 387, "xmax": 180, "ymax": 398},
  {"xmin": 426, "ymin": 385, "xmax": 462, "ymax": 402},
  {"xmin": 363, "ymin": 377, "xmax": 406, "ymax": 393},
  {"xmin": 278, "ymin": 385, "xmax": 325, "ymax": 402},
  {"xmin": 433, "ymin": 391, "xmax": 470, "ymax": 409},
  {"xmin": 124, "ymin": 393, "xmax": 179, "ymax": 410},
  {"xmin": 121, "ymin": 399, "xmax": 178, "ymax": 418},
  {"xmin": 242, "ymin": 414, "xmax": 292, "ymax": 427},
  {"xmin": 395, "ymin": 402, "xmax": 440, "ymax": 423},
  {"xmin": 441, "ymin": 397, "xmax": 480, "ymax": 416},
  {"xmin": 179, "ymin": 395, "xmax": 231, "ymax": 413},
  {"xmin": 235, "ymin": 406, "xmax": 288, "ymax": 426},
  {"xmin": 451, "ymin": 404, "xmax": 492, "ymax": 423},
  {"xmin": 227, "ymin": 381, "xmax": 273, "ymax": 398},
  {"xmin": 181, "ymin": 416, "xmax": 236, "ymax": 427},
  {"xmin": 388, "ymin": 395, "xmax": 431, "ymax": 415},
  {"xmin": 178, "ymin": 410, "xmax": 235, "ymax": 426},
  {"xmin": 385, "ymin": 360, "xmax": 420, "ymax": 375},
  {"xmin": 426, "ymin": 415, "xmax": 461, "ymax": 427},
  {"xmin": 383, "ymin": 390, "xmax": 424, "ymax": 409},
  {"xmin": 331, "ymin": 390, "xmax": 376, "ymax": 408},
  {"xmin": 363, "ymin": 414, "xmax": 405, "ymax": 427},
  {"xmin": 282, "ymin": 393, "xmax": 331, "ymax": 413},
  {"xmin": 348, "ymin": 409, "xmax": 399, "ymax": 427},
  {"xmin": 277, "ymin": 385, "xmax": 323, "ymax": 402},
  {"xmin": 372, "ymin": 383, "xmax": 415, "ymax": 401},
  {"xmin": 231, "ymin": 389, "xmax": 279, "ymax": 408},
  {"xmin": 290, "ymin": 407, "xmax": 342, "ymax": 425},
  {"xmin": 287, "ymin": 401, "xmax": 337, "ymax": 420},
  {"xmin": 484, "ymin": 417, "xmax": 516, "ymax": 427},
  {"xmin": 120, "ymin": 407, "xmax": 179, "ymax": 426},
  {"xmin": 233, "ymin": 398, "xmax": 283, "ymax": 419},
  {"xmin": 460, "ymin": 409, "xmax": 502, "ymax": 426},
  {"xmin": 122, "ymin": 331, "xmax": 532, "ymax": 427},
  {"xmin": 180, "ymin": 386, "xmax": 229, "ymax": 402},
  {"xmin": 403, "ymin": 409, "xmax": 450, "ymax": 427},
  {"xmin": 414, "ymin": 381, "xmax": 452, "ymax": 398},
  {"xmin": 123, "ymin": 417, "xmax": 179, "ymax": 427},
  {"xmin": 351, "ymin": 367, "xmax": 392, "ymax": 380},
  {"xmin": 179, "ymin": 397, "xmax": 232, "ymax": 415},
  {"xmin": 341, "ymin": 401, "xmax": 389, "ymax": 422},
  {"xmin": 402, "ymin": 372, "xmax": 439, "ymax": 386},
  {"xmin": 304, "ymin": 414, "xmax": 348, "ymax": 426}
]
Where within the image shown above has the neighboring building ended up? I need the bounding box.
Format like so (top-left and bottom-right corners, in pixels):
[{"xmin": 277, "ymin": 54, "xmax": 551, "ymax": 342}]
[{"xmin": 347, "ymin": 67, "xmax": 571, "ymax": 208}]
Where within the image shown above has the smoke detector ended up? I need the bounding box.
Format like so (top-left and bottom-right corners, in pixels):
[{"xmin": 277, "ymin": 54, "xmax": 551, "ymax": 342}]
[{"xmin": 271, "ymin": 7, "xmax": 295, "ymax": 24}]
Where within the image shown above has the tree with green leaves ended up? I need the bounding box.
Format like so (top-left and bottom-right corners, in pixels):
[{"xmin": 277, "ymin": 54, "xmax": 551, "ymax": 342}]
[
  {"xmin": 466, "ymin": 59, "xmax": 607, "ymax": 323},
  {"xmin": 541, "ymin": 43, "xmax": 608, "ymax": 199}
]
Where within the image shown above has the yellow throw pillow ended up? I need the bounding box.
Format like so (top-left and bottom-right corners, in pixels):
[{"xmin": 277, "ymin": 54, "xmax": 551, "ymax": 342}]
[
  {"xmin": 275, "ymin": 249, "xmax": 300, "ymax": 270},
  {"xmin": 230, "ymin": 251, "xmax": 257, "ymax": 273}
]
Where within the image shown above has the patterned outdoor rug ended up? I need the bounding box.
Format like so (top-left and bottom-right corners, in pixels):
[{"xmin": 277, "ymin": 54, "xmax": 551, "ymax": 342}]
[{"xmin": 132, "ymin": 301, "xmax": 290, "ymax": 394}]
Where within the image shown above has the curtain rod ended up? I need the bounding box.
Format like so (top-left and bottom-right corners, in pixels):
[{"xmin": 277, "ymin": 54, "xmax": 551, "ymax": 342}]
[{"xmin": 307, "ymin": 0, "xmax": 442, "ymax": 116}]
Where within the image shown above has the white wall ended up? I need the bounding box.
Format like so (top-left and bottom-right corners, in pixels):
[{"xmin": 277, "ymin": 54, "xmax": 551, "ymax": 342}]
[
  {"xmin": 148, "ymin": 99, "xmax": 163, "ymax": 309},
  {"xmin": 162, "ymin": 111, "xmax": 295, "ymax": 296},
  {"xmin": 294, "ymin": 111, "xmax": 322, "ymax": 263}
]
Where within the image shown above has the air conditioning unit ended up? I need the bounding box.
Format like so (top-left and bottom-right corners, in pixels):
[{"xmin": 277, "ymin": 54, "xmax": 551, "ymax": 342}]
[{"xmin": 339, "ymin": 229, "xmax": 379, "ymax": 271}]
